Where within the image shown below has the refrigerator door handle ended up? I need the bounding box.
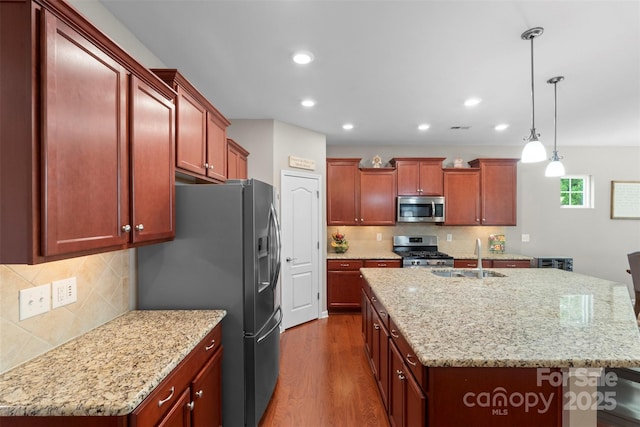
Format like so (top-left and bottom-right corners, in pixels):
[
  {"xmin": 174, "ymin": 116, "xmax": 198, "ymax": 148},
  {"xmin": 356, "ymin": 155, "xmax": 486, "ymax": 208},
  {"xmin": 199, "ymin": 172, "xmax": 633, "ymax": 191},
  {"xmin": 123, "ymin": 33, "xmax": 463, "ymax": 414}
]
[
  {"xmin": 257, "ymin": 307, "xmax": 282, "ymax": 343},
  {"xmin": 269, "ymin": 203, "xmax": 282, "ymax": 290}
]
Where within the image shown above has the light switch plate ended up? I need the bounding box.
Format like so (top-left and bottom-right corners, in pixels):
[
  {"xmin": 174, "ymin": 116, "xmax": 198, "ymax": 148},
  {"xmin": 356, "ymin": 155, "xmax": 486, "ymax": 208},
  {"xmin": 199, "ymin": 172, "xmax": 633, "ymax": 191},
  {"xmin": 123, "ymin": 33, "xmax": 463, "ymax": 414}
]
[
  {"xmin": 19, "ymin": 284, "xmax": 51, "ymax": 320},
  {"xmin": 376, "ymin": 233, "xmax": 382, "ymax": 241},
  {"xmin": 446, "ymin": 234, "xmax": 453, "ymax": 242},
  {"xmin": 522, "ymin": 234, "xmax": 530, "ymax": 242}
]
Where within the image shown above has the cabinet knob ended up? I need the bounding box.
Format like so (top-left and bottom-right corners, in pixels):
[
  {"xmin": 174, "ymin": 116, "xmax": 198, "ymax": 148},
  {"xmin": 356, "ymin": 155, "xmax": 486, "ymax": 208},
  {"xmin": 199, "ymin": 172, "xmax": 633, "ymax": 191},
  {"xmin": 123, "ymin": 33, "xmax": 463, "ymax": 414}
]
[
  {"xmin": 195, "ymin": 390, "xmax": 204, "ymax": 398},
  {"xmin": 187, "ymin": 401, "xmax": 195, "ymax": 411},
  {"xmin": 209, "ymin": 164, "xmax": 215, "ymax": 170},
  {"xmin": 396, "ymin": 369, "xmax": 405, "ymax": 380},
  {"xmin": 360, "ymin": 218, "xmax": 364, "ymax": 222},
  {"xmin": 204, "ymin": 163, "xmax": 209, "ymax": 169},
  {"xmin": 121, "ymin": 224, "xmax": 131, "ymax": 232},
  {"xmin": 135, "ymin": 224, "xmax": 144, "ymax": 231},
  {"xmin": 355, "ymin": 218, "xmax": 358, "ymax": 222}
]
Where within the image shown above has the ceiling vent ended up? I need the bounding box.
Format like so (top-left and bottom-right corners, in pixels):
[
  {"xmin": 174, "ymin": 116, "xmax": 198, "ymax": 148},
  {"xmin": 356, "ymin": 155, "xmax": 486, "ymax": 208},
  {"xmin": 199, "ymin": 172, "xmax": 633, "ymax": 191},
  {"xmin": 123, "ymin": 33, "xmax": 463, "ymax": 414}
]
[{"xmin": 450, "ymin": 125, "xmax": 471, "ymax": 130}]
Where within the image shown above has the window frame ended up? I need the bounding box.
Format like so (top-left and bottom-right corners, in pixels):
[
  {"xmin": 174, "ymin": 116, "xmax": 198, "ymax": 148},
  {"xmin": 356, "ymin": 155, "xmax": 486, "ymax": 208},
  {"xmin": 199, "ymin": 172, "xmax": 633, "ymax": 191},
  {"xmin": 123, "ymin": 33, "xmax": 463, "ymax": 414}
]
[{"xmin": 560, "ymin": 175, "xmax": 593, "ymax": 209}]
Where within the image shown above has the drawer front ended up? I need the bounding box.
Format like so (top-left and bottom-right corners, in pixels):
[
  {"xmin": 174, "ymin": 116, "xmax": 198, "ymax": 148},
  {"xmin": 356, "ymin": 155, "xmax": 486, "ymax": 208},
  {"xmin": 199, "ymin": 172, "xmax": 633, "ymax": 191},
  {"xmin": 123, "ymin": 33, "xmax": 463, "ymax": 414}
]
[
  {"xmin": 189, "ymin": 324, "xmax": 223, "ymax": 371},
  {"xmin": 327, "ymin": 259, "xmax": 364, "ymax": 271},
  {"xmin": 491, "ymin": 260, "xmax": 531, "ymax": 268},
  {"xmin": 363, "ymin": 259, "xmax": 401, "ymax": 268},
  {"xmin": 370, "ymin": 290, "xmax": 390, "ymax": 330},
  {"xmin": 389, "ymin": 318, "xmax": 427, "ymax": 392},
  {"xmin": 454, "ymin": 259, "xmax": 491, "ymax": 268}
]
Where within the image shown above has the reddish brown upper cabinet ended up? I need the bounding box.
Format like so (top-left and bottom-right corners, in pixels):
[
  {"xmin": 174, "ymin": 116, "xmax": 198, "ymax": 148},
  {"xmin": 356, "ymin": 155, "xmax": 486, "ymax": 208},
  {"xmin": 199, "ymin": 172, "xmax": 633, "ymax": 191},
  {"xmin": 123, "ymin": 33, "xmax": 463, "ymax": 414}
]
[
  {"xmin": 468, "ymin": 158, "xmax": 519, "ymax": 226},
  {"xmin": 444, "ymin": 158, "xmax": 518, "ymax": 226},
  {"xmin": 443, "ymin": 168, "xmax": 481, "ymax": 225},
  {"xmin": 326, "ymin": 159, "xmax": 396, "ymax": 225},
  {"xmin": 0, "ymin": 0, "xmax": 176, "ymax": 264},
  {"xmin": 151, "ymin": 69, "xmax": 230, "ymax": 183},
  {"xmin": 359, "ymin": 168, "xmax": 397, "ymax": 225},
  {"xmin": 391, "ymin": 157, "xmax": 446, "ymax": 196},
  {"xmin": 227, "ymin": 138, "xmax": 249, "ymax": 180}
]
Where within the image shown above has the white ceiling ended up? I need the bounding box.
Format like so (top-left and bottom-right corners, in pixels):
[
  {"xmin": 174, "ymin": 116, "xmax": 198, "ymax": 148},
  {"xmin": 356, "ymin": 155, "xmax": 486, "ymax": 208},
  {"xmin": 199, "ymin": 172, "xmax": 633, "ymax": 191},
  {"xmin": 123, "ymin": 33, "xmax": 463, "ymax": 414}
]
[{"xmin": 99, "ymin": 0, "xmax": 640, "ymax": 148}]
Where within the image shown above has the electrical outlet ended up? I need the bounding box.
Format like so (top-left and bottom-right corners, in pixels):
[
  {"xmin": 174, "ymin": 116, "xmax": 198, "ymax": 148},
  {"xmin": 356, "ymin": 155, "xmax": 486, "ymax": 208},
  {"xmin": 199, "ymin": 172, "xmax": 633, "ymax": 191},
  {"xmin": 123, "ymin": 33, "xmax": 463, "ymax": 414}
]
[
  {"xmin": 19, "ymin": 284, "xmax": 51, "ymax": 320},
  {"xmin": 446, "ymin": 234, "xmax": 452, "ymax": 242},
  {"xmin": 376, "ymin": 233, "xmax": 382, "ymax": 241},
  {"xmin": 52, "ymin": 277, "xmax": 77, "ymax": 309},
  {"xmin": 522, "ymin": 234, "xmax": 530, "ymax": 242}
]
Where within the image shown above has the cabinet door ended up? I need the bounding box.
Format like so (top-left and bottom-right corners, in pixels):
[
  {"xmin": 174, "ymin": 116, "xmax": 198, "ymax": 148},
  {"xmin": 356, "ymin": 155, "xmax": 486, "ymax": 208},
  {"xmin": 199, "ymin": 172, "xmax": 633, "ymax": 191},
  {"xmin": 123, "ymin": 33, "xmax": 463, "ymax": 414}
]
[
  {"xmin": 479, "ymin": 160, "xmax": 517, "ymax": 225},
  {"xmin": 206, "ymin": 113, "xmax": 227, "ymax": 182},
  {"xmin": 359, "ymin": 169, "xmax": 396, "ymax": 225},
  {"xmin": 175, "ymin": 86, "xmax": 207, "ymax": 175},
  {"xmin": 395, "ymin": 160, "xmax": 421, "ymax": 195},
  {"xmin": 327, "ymin": 159, "xmax": 360, "ymax": 225},
  {"xmin": 372, "ymin": 309, "xmax": 390, "ymax": 410},
  {"xmin": 454, "ymin": 259, "xmax": 491, "ymax": 269},
  {"xmin": 389, "ymin": 343, "xmax": 405, "ymax": 427},
  {"xmin": 191, "ymin": 348, "xmax": 223, "ymax": 427},
  {"xmin": 419, "ymin": 160, "xmax": 444, "ymax": 196},
  {"xmin": 443, "ymin": 170, "xmax": 480, "ymax": 225},
  {"xmin": 42, "ymin": 12, "xmax": 129, "ymax": 256},
  {"xmin": 238, "ymin": 154, "xmax": 248, "ymax": 179},
  {"xmin": 130, "ymin": 76, "xmax": 175, "ymax": 243},
  {"xmin": 227, "ymin": 145, "xmax": 239, "ymax": 179},
  {"xmin": 157, "ymin": 387, "xmax": 191, "ymax": 427},
  {"xmin": 327, "ymin": 270, "xmax": 363, "ymax": 310},
  {"xmin": 405, "ymin": 368, "xmax": 426, "ymax": 427}
]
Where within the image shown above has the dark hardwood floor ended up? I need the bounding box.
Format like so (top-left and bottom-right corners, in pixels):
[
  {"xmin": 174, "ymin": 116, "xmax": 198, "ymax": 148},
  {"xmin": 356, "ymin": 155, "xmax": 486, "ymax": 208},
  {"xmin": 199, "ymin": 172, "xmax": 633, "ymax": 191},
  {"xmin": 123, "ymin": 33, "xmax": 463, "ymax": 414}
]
[{"xmin": 259, "ymin": 313, "xmax": 389, "ymax": 427}]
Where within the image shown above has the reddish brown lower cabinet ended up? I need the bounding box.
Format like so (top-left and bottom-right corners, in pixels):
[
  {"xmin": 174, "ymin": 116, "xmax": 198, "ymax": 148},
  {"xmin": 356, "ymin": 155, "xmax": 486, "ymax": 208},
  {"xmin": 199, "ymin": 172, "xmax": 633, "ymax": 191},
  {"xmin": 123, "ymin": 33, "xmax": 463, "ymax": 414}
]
[
  {"xmin": 327, "ymin": 260, "xmax": 363, "ymax": 311},
  {"xmin": 1, "ymin": 325, "xmax": 223, "ymax": 427},
  {"xmin": 389, "ymin": 341, "xmax": 426, "ymax": 427},
  {"xmin": 454, "ymin": 259, "xmax": 531, "ymax": 268}
]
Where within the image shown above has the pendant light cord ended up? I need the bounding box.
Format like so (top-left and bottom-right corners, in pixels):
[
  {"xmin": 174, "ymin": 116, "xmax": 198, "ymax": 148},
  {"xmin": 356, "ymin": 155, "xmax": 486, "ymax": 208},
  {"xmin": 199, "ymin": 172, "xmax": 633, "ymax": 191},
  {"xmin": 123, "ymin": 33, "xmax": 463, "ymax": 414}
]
[
  {"xmin": 530, "ymin": 36, "xmax": 536, "ymax": 131},
  {"xmin": 553, "ymin": 81, "xmax": 557, "ymax": 153}
]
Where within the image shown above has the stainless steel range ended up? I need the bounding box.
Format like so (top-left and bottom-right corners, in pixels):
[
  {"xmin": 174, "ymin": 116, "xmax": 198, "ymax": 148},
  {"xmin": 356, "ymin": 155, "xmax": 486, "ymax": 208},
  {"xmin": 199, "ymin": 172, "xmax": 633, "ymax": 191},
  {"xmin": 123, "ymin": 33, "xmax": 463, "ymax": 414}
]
[{"xmin": 392, "ymin": 235, "xmax": 454, "ymax": 268}]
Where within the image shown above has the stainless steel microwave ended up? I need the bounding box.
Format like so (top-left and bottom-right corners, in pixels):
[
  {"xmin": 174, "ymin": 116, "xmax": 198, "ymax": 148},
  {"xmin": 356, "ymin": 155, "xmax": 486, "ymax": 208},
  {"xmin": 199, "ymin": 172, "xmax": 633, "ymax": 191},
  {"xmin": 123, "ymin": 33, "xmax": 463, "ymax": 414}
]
[{"xmin": 396, "ymin": 196, "xmax": 445, "ymax": 223}]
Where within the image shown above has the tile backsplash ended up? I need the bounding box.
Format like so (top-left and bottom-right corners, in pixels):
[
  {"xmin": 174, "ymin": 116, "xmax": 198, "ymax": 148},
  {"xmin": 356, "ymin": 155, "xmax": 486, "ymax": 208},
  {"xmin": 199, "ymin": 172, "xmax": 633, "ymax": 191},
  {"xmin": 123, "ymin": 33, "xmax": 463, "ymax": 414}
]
[
  {"xmin": 326, "ymin": 224, "xmax": 509, "ymax": 255},
  {"xmin": 0, "ymin": 249, "xmax": 131, "ymax": 373}
]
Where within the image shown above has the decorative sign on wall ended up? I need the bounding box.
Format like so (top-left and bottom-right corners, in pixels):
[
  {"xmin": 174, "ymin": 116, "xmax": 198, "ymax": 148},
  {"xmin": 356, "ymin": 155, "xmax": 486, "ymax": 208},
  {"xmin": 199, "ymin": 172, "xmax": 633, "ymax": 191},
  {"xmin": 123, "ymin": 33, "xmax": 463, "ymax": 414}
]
[
  {"xmin": 611, "ymin": 181, "xmax": 640, "ymax": 219},
  {"xmin": 289, "ymin": 155, "xmax": 316, "ymax": 170}
]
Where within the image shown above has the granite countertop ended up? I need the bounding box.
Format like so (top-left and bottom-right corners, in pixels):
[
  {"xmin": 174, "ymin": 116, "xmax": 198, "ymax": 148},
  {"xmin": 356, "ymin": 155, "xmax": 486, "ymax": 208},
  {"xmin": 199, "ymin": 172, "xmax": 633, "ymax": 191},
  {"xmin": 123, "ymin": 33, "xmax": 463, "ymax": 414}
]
[
  {"xmin": 361, "ymin": 267, "xmax": 640, "ymax": 368},
  {"xmin": 0, "ymin": 309, "xmax": 226, "ymax": 417},
  {"xmin": 327, "ymin": 248, "xmax": 401, "ymax": 260}
]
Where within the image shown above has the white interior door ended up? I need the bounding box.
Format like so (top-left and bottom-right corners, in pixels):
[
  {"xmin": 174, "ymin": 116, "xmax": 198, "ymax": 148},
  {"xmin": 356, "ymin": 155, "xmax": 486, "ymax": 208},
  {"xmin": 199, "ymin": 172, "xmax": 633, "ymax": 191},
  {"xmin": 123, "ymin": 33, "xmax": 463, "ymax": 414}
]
[{"xmin": 280, "ymin": 170, "xmax": 321, "ymax": 329}]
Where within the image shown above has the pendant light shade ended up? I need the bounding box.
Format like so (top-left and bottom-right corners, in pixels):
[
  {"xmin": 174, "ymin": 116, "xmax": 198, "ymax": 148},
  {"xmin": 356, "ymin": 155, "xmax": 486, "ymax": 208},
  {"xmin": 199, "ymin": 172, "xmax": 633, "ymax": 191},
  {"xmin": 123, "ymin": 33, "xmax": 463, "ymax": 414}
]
[
  {"xmin": 545, "ymin": 76, "xmax": 566, "ymax": 177},
  {"xmin": 520, "ymin": 27, "xmax": 547, "ymax": 163}
]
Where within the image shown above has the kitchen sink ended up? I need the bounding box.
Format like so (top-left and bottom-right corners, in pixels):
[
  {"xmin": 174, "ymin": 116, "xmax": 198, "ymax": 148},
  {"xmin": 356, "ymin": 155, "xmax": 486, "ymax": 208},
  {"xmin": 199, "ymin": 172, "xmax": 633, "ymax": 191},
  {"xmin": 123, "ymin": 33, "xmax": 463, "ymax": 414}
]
[{"xmin": 431, "ymin": 269, "xmax": 506, "ymax": 278}]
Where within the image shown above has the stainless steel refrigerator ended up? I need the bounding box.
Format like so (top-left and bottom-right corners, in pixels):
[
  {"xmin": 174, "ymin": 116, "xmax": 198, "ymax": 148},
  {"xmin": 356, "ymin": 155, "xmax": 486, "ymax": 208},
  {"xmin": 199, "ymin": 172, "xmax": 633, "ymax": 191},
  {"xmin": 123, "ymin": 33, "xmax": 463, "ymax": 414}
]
[{"xmin": 137, "ymin": 179, "xmax": 282, "ymax": 427}]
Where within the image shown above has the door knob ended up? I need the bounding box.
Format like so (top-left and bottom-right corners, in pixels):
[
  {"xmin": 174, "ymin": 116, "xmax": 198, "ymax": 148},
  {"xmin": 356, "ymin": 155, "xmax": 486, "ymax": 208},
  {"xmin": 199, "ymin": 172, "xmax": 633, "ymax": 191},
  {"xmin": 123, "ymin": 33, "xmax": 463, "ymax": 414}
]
[{"xmin": 286, "ymin": 257, "xmax": 297, "ymax": 262}]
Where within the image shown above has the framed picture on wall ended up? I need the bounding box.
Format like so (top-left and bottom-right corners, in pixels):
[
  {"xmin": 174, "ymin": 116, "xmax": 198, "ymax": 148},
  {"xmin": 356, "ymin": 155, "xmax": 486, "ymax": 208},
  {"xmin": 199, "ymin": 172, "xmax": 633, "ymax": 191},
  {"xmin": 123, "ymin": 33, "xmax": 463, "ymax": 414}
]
[{"xmin": 611, "ymin": 181, "xmax": 640, "ymax": 219}]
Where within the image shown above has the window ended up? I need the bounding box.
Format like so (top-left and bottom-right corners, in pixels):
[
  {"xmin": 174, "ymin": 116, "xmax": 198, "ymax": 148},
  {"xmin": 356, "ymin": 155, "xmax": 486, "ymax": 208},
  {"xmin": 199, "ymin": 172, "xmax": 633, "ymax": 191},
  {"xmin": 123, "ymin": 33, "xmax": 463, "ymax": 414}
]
[{"xmin": 560, "ymin": 175, "xmax": 593, "ymax": 208}]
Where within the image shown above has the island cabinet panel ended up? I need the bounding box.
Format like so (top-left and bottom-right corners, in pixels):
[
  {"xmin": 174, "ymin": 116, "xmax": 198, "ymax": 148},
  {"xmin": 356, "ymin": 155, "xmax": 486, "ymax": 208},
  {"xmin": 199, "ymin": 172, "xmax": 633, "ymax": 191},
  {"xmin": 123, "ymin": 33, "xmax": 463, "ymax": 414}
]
[
  {"xmin": 443, "ymin": 169, "xmax": 481, "ymax": 225},
  {"xmin": 0, "ymin": 0, "xmax": 177, "ymax": 264},
  {"xmin": 327, "ymin": 259, "xmax": 363, "ymax": 311},
  {"xmin": 327, "ymin": 159, "xmax": 360, "ymax": 225},
  {"xmin": 151, "ymin": 69, "xmax": 231, "ymax": 183},
  {"xmin": 359, "ymin": 168, "xmax": 397, "ymax": 225},
  {"xmin": 428, "ymin": 368, "xmax": 562, "ymax": 427},
  {"xmin": 391, "ymin": 157, "xmax": 446, "ymax": 196},
  {"xmin": 389, "ymin": 341, "xmax": 426, "ymax": 427},
  {"xmin": 468, "ymin": 158, "xmax": 519, "ymax": 226},
  {"xmin": 226, "ymin": 138, "xmax": 249, "ymax": 179}
]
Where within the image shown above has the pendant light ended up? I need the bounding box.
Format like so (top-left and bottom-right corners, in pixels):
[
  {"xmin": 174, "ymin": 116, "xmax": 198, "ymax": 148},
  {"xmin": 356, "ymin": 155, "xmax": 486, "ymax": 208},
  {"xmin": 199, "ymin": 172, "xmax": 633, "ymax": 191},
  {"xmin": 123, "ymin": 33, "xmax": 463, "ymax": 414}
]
[
  {"xmin": 545, "ymin": 76, "xmax": 566, "ymax": 177},
  {"xmin": 520, "ymin": 27, "xmax": 547, "ymax": 163}
]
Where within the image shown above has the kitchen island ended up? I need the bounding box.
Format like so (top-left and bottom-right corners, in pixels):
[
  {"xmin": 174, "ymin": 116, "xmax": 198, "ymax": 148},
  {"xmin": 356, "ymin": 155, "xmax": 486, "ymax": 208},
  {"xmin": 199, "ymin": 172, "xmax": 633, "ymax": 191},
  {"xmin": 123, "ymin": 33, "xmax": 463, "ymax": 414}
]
[{"xmin": 360, "ymin": 267, "xmax": 640, "ymax": 427}]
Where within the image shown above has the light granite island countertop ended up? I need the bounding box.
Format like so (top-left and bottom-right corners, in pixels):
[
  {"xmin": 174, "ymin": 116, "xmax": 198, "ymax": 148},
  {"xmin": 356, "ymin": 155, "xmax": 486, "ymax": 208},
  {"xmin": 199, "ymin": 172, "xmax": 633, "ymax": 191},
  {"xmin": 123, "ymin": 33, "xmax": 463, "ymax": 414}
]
[
  {"xmin": 361, "ymin": 267, "xmax": 640, "ymax": 368},
  {"xmin": 361, "ymin": 267, "xmax": 640, "ymax": 426},
  {"xmin": 0, "ymin": 309, "xmax": 226, "ymax": 417}
]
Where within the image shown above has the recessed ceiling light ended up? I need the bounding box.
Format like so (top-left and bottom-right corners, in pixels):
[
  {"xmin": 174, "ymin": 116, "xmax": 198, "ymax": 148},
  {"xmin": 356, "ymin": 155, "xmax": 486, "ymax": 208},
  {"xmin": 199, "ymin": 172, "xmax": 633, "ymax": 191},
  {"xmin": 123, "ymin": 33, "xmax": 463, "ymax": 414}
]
[
  {"xmin": 494, "ymin": 123, "xmax": 509, "ymax": 131},
  {"xmin": 342, "ymin": 123, "xmax": 354, "ymax": 130},
  {"xmin": 418, "ymin": 124, "xmax": 430, "ymax": 131},
  {"xmin": 464, "ymin": 97, "xmax": 482, "ymax": 107},
  {"xmin": 301, "ymin": 99, "xmax": 315, "ymax": 107},
  {"xmin": 292, "ymin": 51, "xmax": 314, "ymax": 65}
]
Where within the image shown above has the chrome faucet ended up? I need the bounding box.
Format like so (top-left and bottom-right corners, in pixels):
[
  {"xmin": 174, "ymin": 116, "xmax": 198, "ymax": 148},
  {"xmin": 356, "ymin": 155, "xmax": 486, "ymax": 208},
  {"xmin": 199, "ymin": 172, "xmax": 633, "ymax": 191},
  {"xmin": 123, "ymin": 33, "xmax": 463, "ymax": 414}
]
[{"xmin": 475, "ymin": 238, "xmax": 483, "ymax": 279}]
